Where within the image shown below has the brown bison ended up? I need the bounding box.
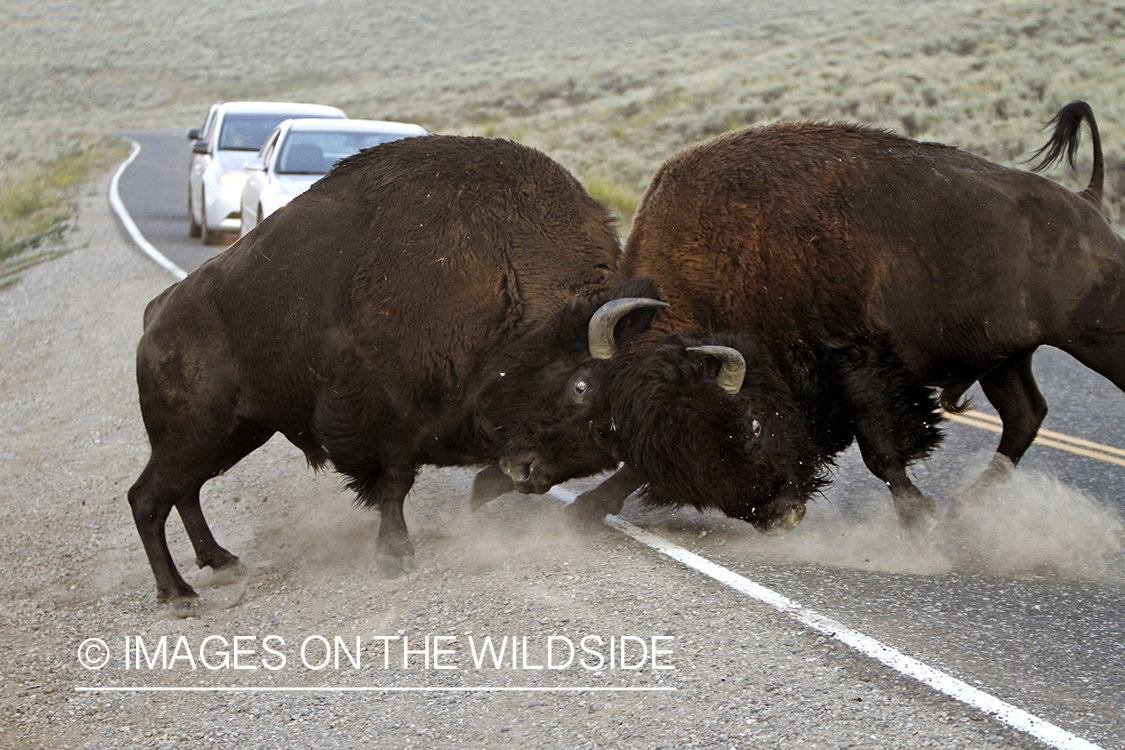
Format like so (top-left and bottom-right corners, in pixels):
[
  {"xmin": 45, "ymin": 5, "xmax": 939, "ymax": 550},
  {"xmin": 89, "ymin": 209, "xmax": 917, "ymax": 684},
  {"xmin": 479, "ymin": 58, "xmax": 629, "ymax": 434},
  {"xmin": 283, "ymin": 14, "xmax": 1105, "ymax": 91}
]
[
  {"xmin": 565, "ymin": 102, "xmax": 1125, "ymax": 533},
  {"xmin": 128, "ymin": 134, "xmax": 665, "ymax": 614}
]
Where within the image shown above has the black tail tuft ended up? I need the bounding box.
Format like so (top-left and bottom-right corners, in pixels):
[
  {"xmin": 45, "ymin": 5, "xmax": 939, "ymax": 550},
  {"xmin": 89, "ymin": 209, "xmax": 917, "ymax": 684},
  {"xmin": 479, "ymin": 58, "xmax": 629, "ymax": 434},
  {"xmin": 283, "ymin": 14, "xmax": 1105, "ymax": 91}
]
[
  {"xmin": 1029, "ymin": 101, "xmax": 1095, "ymax": 173},
  {"xmin": 1028, "ymin": 101, "xmax": 1104, "ymax": 208}
]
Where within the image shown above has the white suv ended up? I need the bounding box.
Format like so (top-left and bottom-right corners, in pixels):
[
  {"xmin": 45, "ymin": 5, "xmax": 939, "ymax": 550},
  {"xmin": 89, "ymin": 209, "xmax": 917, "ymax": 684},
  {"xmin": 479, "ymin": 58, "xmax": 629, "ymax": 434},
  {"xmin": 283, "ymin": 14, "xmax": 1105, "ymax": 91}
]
[{"xmin": 187, "ymin": 101, "xmax": 345, "ymax": 244}]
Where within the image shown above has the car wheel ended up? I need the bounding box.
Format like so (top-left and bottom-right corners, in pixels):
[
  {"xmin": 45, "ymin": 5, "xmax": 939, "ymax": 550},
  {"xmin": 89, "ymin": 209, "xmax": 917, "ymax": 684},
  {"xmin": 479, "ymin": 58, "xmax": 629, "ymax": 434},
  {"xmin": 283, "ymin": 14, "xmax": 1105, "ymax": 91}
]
[
  {"xmin": 188, "ymin": 190, "xmax": 202, "ymax": 238},
  {"xmin": 200, "ymin": 189, "xmax": 219, "ymax": 246}
]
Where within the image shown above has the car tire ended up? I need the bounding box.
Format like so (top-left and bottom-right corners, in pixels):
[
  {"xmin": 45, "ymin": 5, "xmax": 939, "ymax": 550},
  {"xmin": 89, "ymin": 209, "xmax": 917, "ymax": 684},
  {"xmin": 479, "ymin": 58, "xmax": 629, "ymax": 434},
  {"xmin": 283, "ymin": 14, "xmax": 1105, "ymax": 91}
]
[
  {"xmin": 188, "ymin": 191, "xmax": 202, "ymax": 238},
  {"xmin": 200, "ymin": 189, "xmax": 219, "ymax": 246}
]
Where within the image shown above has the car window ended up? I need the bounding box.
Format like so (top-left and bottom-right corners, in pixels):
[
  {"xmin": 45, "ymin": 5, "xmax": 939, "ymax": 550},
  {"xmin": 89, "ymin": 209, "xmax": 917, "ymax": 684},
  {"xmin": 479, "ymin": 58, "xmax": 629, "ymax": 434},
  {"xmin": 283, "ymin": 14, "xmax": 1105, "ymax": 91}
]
[
  {"xmin": 277, "ymin": 130, "xmax": 420, "ymax": 174},
  {"xmin": 200, "ymin": 106, "xmax": 219, "ymax": 140},
  {"xmin": 260, "ymin": 130, "xmax": 281, "ymax": 164},
  {"xmin": 219, "ymin": 114, "xmax": 304, "ymax": 151}
]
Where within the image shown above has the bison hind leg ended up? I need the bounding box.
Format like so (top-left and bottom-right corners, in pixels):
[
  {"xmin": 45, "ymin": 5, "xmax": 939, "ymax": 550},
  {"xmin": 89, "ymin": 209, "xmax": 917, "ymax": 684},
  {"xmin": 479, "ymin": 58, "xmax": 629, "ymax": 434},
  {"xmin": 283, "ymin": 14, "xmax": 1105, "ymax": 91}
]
[
  {"xmin": 977, "ymin": 350, "xmax": 1046, "ymax": 466},
  {"xmin": 128, "ymin": 463, "xmax": 201, "ymax": 610},
  {"xmin": 949, "ymin": 350, "xmax": 1046, "ymax": 514},
  {"xmin": 130, "ymin": 418, "xmax": 275, "ymax": 615}
]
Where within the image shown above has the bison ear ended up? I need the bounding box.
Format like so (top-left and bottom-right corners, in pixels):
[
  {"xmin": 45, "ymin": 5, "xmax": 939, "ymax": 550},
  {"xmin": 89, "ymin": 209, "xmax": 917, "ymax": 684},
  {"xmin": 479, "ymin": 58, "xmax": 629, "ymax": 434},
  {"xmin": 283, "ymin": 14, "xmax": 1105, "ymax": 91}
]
[
  {"xmin": 588, "ymin": 297, "xmax": 667, "ymax": 359},
  {"xmin": 687, "ymin": 345, "xmax": 746, "ymax": 394}
]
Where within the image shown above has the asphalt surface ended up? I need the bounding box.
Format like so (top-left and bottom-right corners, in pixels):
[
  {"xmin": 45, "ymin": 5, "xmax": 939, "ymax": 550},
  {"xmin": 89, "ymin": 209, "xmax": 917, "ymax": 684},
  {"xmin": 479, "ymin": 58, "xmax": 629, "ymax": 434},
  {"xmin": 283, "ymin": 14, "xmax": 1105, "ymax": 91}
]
[{"xmin": 107, "ymin": 130, "xmax": 1125, "ymax": 749}]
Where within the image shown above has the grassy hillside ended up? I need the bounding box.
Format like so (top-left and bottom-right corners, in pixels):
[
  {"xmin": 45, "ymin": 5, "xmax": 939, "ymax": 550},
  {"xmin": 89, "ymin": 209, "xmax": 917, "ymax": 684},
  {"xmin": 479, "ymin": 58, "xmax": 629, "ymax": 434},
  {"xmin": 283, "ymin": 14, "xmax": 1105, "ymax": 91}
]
[
  {"xmin": 4, "ymin": 0, "xmax": 1123, "ymax": 234},
  {"xmin": 327, "ymin": 0, "xmax": 1125, "ymax": 224}
]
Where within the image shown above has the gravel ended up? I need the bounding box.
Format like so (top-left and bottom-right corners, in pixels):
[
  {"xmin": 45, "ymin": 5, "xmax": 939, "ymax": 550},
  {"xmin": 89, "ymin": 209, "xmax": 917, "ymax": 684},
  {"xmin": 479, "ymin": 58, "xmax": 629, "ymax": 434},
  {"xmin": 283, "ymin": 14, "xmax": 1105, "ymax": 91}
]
[
  {"xmin": 0, "ymin": 2, "xmax": 1108, "ymax": 747},
  {"xmin": 0, "ymin": 130, "xmax": 1044, "ymax": 750}
]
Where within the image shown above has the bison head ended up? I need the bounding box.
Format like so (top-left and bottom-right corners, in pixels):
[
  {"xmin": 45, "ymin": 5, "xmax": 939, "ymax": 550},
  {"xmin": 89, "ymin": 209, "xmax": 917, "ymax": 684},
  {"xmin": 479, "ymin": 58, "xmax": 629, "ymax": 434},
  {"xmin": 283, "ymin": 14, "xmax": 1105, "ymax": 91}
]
[
  {"xmin": 596, "ymin": 331, "xmax": 830, "ymax": 533},
  {"xmin": 472, "ymin": 277, "xmax": 667, "ymax": 496}
]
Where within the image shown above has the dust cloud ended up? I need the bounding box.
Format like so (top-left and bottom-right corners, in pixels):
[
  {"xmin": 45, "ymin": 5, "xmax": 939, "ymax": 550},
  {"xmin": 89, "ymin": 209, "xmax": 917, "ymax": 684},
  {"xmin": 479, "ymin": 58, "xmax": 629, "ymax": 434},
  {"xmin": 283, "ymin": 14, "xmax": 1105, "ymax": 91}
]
[
  {"xmin": 237, "ymin": 466, "xmax": 594, "ymax": 593},
  {"xmin": 715, "ymin": 452, "xmax": 1125, "ymax": 582},
  {"xmin": 205, "ymin": 455, "xmax": 1124, "ymax": 600}
]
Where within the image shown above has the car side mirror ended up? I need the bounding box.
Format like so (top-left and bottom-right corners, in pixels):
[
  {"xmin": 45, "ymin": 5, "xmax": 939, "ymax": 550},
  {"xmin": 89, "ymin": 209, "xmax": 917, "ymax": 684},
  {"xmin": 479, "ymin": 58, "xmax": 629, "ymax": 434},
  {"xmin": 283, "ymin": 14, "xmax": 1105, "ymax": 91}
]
[
  {"xmin": 192, "ymin": 140, "xmax": 210, "ymax": 155},
  {"xmin": 186, "ymin": 127, "xmax": 200, "ymax": 141},
  {"xmin": 243, "ymin": 156, "xmax": 266, "ymax": 172}
]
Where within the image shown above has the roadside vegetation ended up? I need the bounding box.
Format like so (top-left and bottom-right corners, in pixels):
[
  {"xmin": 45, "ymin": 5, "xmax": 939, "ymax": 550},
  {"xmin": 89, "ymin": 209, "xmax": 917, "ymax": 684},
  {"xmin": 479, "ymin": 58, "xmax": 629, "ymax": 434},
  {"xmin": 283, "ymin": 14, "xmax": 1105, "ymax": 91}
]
[
  {"xmin": 325, "ymin": 0, "xmax": 1124, "ymax": 227},
  {"xmin": 0, "ymin": 137, "xmax": 130, "ymax": 287},
  {"xmin": 4, "ymin": 0, "xmax": 1123, "ymax": 235}
]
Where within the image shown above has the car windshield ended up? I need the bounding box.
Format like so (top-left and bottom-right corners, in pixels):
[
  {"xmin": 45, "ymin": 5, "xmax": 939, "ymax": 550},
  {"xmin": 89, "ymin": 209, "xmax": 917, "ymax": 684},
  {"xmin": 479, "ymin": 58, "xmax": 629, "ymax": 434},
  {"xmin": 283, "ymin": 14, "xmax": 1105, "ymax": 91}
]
[
  {"xmin": 277, "ymin": 130, "xmax": 419, "ymax": 174},
  {"xmin": 219, "ymin": 114, "xmax": 307, "ymax": 151}
]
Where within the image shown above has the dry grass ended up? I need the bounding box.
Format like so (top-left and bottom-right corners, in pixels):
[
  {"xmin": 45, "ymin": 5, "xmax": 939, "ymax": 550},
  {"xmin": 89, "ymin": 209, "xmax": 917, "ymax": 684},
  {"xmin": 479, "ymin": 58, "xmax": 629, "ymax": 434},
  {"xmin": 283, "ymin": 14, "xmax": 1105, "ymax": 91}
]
[
  {"xmin": 4, "ymin": 0, "xmax": 1125, "ymax": 230},
  {"xmin": 327, "ymin": 0, "xmax": 1125, "ymax": 225},
  {"xmin": 0, "ymin": 137, "xmax": 131, "ymax": 286}
]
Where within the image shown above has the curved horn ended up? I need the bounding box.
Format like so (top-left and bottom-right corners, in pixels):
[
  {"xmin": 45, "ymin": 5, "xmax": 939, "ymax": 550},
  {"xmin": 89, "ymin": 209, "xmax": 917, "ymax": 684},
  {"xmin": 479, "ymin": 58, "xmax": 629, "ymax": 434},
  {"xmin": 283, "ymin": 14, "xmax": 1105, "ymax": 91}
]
[
  {"xmin": 587, "ymin": 297, "xmax": 668, "ymax": 359},
  {"xmin": 687, "ymin": 345, "xmax": 746, "ymax": 394}
]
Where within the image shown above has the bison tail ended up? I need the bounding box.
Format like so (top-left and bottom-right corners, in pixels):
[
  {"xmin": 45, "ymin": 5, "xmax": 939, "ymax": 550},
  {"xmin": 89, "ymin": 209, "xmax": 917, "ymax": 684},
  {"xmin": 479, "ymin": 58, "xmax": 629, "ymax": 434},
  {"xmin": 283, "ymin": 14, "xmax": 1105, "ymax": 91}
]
[
  {"xmin": 938, "ymin": 386, "xmax": 973, "ymax": 415},
  {"xmin": 1029, "ymin": 100, "xmax": 1104, "ymax": 210}
]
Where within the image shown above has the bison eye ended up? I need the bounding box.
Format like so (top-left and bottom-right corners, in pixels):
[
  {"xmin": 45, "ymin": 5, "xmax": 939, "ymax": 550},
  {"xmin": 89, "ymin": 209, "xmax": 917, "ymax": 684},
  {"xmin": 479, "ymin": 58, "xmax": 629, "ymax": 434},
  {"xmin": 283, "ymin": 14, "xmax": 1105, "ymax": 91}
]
[
  {"xmin": 573, "ymin": 379, "xmax": 589, "ymax": 397},
  {"xmin": 751, "ymin": 419, "xmax": 762, "ymax": 438}
]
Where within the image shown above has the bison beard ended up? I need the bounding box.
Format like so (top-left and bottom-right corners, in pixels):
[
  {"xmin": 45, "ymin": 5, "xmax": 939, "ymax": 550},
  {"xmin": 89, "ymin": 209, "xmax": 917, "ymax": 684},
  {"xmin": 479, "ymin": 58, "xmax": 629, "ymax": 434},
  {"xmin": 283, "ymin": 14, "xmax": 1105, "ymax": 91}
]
[
  {"xmin": 127, "ymin": 135, "xmax": 664, "ymax": 616},
  {"xmin": 572, "ymin": 101, "xmax": 1125, "ymax": 536}
]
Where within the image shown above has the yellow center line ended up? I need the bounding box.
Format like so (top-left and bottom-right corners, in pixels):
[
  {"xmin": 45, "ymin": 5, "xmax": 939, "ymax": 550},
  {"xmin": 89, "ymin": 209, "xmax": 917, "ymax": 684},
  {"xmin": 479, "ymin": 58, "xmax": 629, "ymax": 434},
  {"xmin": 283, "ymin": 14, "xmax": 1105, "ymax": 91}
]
[{"xmin": 944, "ymin": 409, "xmax": 1125, "ymax": 468}]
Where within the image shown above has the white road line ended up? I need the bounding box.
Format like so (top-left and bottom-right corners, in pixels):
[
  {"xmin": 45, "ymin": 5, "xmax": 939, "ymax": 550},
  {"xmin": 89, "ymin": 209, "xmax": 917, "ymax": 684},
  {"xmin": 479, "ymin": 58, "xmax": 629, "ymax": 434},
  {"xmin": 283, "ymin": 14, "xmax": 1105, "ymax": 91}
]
[
  {"xmin": 75, "ymin": 686, "xmax": 674, "ymax": 693},
  {"xmin": 108, "ymin": 139, "xmax": 188, "ymax": 281},
  {"xmin": 549, "ymin": 487, "xmax": 1106, "ymax": 750}
]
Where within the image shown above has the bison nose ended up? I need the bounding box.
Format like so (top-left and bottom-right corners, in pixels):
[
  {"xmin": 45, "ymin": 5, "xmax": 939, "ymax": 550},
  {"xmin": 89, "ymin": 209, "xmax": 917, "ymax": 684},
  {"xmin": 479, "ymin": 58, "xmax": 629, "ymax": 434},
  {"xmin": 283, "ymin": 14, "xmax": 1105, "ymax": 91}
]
[{"xmin": 748, "ymin": 494, "xmax": 807, "ymax": 535}]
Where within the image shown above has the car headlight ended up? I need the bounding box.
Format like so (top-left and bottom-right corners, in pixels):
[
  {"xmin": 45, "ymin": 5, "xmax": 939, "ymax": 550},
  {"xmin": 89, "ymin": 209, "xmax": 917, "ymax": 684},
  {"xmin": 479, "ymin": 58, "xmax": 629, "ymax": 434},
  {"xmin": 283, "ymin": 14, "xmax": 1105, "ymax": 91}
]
[{"xmin": 218, "ymin": 172, "xmax": 247, "ymax": 188}]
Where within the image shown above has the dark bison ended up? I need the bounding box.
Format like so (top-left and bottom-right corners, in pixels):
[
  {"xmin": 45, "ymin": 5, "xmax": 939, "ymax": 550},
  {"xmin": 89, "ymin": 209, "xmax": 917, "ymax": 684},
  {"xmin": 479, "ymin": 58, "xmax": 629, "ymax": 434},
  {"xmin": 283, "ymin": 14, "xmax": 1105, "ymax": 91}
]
[
  {"xmin": 566, "ymin": 102, "xmax": 1125, "ymax": 534},
  {"xmin": 128, "ymin": 134, "xmax": 665, "ymax": 614}
]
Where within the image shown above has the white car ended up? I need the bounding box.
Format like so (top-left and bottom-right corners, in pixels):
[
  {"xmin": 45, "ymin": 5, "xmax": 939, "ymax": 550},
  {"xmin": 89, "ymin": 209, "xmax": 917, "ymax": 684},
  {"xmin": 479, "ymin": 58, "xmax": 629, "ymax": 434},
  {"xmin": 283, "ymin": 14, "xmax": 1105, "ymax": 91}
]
[
  {"xmin": 239, "ymin": 118, "xmax": 428, "ymax": 235},
  {"xmin": 187, "ymin": 101, "xmax": 346, "ymax": 244}
]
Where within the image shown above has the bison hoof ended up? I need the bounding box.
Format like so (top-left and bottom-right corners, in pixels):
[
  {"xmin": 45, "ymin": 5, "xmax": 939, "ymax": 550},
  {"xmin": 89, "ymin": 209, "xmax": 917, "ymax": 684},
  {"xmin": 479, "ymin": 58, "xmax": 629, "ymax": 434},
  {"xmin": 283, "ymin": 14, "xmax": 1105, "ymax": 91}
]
[
  {"xmin": 893, "ymin": 490, "xmax": 938, "ymax": 540},
  {"xmin": 563, "ymin": 485, "xmax": 626, "ymax": 525},
  {"xmin": 376, "ymin": 552, "xmax": 416, "ymax": 579},
  {"xmin": 562, "ymin": 499, "xmax": 609, "ymax": 525},
  {"xmin": 470, "ymin": 465, "xmax": 516, "ymax": 511},
  {"xmin": 195, "ymin": 547, "xmax": 240, "ymax": 571},
  {"xmin": 167, "ymin": 596, "xmax": 199, "ymax": 619},
  {"xmin": 901, "ymin": 512, "xmax": 939, "ymax": 542},
  {"xmin": 209, "ymin": 560, "xmax": 249, "ymax": 586}
]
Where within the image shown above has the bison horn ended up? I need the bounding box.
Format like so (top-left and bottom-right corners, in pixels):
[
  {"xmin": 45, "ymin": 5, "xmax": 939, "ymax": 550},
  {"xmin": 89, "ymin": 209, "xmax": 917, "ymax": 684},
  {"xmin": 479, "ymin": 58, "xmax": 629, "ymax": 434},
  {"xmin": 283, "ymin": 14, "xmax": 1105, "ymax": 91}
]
[
  {"xmin": 587, "ymin": 297, "xmax": 668, "ymax": 360},
  {"xmin": 687, "ymin": 345, "xmax": 746, "ymax": 394}
]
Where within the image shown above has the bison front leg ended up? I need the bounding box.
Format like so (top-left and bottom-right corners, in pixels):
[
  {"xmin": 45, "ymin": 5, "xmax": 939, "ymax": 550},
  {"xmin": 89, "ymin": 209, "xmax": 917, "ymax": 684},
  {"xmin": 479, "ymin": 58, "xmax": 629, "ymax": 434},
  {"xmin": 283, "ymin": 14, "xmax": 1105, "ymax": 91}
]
[
  {"xmin": 852, "ymin": 431, "xmax": 938, "ymax": 536},
  {"xmin": 834, "ymin": 344, "xmax": 943, "ymax": 536},
  {"xmin": 350, "ymin": 464, "xmax": 418, "ymax": 579},
  {"xmin": 564, "ymin": 464, "xmax": 644, "ymax": 522}
]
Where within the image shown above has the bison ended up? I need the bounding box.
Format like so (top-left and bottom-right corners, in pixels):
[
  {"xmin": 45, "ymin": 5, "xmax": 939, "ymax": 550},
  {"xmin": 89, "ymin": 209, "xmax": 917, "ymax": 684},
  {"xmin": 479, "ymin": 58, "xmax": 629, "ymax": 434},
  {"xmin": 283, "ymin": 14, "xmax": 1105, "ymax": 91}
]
[
  {"xmin": 565, "ymin": 101, "xmax": 1125, "ymax": 534},
  {"xmin": 128, "ymin": 134, "xmax": 666, "ymax": 614}
]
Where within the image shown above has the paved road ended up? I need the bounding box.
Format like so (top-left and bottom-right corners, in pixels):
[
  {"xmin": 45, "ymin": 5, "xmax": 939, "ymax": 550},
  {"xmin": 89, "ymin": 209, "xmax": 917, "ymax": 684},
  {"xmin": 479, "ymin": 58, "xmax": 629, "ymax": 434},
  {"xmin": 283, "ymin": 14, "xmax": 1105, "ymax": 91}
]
[
  {"xmin": 113, "ymin": 129, "xmax": 235, "ymax": 275},
  {"xmin": 112, "ymin": 131, "xmax": 1125, "ymax": 749}
]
